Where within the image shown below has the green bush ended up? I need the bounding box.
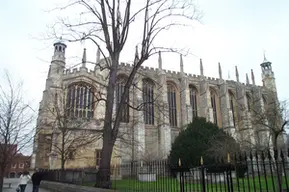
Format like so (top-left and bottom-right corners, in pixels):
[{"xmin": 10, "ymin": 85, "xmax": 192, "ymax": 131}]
[{"xmin": 168, "ymin": 117, "xmax": 246, "ymax": 176}]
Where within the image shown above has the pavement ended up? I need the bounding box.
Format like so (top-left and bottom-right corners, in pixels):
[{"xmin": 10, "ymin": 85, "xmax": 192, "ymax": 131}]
[{"xmin": 3, "ymin": 178, "xmax": 51, "ymax": 192}]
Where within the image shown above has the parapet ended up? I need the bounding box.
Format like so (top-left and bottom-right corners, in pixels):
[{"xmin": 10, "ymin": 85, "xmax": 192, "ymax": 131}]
[{"xmin": 61, "ymin": 61, "xmax": 261, "ymax": 89}]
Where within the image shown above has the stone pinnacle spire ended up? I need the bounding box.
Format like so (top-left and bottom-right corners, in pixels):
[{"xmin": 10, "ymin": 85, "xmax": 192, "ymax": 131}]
[
  {"xmin": 200, "ymin": 59, "xmax": 204, "ymax": 76},
  {"xmin": 246, "ymin": 73, "xmax": 249, "ymax": 84},
  {"xmin": 158, "ymin": 51, "xmax": 162, "ymax": 69},
  {"xmin": 218, "ymin": 62, "xmax": 222, "ymax": 79},
  {"xmin": 134, "ymin": 46, "xmax": 139, "ymax": 63},
  {"xmin": 251, "ymin": 69, "xmax": 255, "ymax": 85},
  {"xmin": 235, "ymin": 66, "xmax": 239, "ymax": 82},
  {"xmin": 96, "ymin": 47, "xmax": 100, "ymax": 63},
  {"xmin": 180, "ymin": 54, "xmax": 184, "ymax": 73},
  {"xmin": 82, "ymin": 48, "xmax": 87, "ymax": 67}
]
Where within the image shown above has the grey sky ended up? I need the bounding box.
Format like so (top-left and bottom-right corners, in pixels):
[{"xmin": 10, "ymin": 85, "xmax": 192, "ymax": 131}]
[{"xmin": 0, "ymin": 0, "xmax": 288, "ymax": 138}]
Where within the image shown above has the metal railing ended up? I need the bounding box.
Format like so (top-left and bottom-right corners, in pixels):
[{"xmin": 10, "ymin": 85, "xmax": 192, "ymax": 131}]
[{"xmin": 41, "ymin": 149, "xmax": 289, "ymax": 192}]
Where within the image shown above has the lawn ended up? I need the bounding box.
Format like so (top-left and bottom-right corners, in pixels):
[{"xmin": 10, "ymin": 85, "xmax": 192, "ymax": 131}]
[{"xmin": 83, "ymin": 176, "xmax": 289, "ymax": 192}]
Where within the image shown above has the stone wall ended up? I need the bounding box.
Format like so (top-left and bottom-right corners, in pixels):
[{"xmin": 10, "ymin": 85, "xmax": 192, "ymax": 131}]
[{"xmin": 41, "ymin": 181, "xmax": 118, "ymax": 192}]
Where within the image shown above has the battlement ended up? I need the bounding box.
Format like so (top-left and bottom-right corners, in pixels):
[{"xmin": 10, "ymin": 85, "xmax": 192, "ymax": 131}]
[
  {"xmin": 140, "ymin": 65, "xmax": 160, "ymax": 72},
  {"xmin": 62, "ymin": 67, "xmax": 97, "ymax": 79},
  {"xmin": 61, "ymin": 61, "xmax": 262, "ymax": 88}
]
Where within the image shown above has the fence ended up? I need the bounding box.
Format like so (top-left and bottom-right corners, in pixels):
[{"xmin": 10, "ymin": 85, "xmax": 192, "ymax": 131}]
[{"xmin": 41, "ymin": 150, "xmax": 289, "ymax": 192}]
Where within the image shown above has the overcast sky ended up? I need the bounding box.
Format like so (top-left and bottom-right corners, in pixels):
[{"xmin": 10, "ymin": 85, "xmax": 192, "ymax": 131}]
[{"xmin": 0, "ymin": 0, "xmax": 288, "ymax": 153}]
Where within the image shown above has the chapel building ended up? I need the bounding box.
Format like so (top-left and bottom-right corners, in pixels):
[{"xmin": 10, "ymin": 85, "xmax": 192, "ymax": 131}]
[{"xmin": 31, "ymin": 40, "xmax": 281, "ymax": 170}]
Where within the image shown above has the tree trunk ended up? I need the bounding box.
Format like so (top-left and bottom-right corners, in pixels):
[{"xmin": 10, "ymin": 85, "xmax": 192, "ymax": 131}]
[
  {"xmin": 95, "ymin": 134, "xmax": 114, "ymax": 189},
  {"xmin": 95, "ymin": 57, "xmax": 119, "ymax": 189},
  {"xmin": 0, "ymin": 170, "xmax": 4, "ymax": 192},
  {"xmin": 273, "ymin": 136, "xmax": 283, "ymax": 192},
  {"xmin": 61, "ymin": 131, "xmax": 65, "ymax": 170},
  {"xmin": 275, "ymin": 151, "xmax": 283, "ymax": 192},
  {"xmin": 61, "ymin": 157, "xmax": 65, "ymax": 170}
]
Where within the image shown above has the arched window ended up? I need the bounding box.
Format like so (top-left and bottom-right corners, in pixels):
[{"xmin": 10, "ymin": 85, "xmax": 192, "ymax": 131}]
[
  {"xmin": 210, "ymin": 89, "xmax": 218, "ymax": 125},
  {"xmin": 229, "ymin": 91, "xmax": 236, "ymax": 127},
  {"xmin": 167, "ymin": 83, "xmax": 177, "ymax": 127},
  {"xmin": 246, "ymin": 93, "xmax": 251, "ymax": 112},
  {"xmin": 189, "ymin": 85, "xmax": 198, "ymax": 118},
  {"xmin": 143, "ymin": 79, "xmax": 154, "ymax": 125},
  {"xmin": 67, "ymin": 83, "xmax": 94, "ymax": 118},
  {"xmin": 116, "ymin": 75, "xmax": 129, "ymax": 123}
]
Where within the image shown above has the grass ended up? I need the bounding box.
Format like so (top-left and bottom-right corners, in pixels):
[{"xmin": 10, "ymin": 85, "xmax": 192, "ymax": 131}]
[{"xmin": 83, "ymin": 175, "xmax": 289, "ymax": 192}]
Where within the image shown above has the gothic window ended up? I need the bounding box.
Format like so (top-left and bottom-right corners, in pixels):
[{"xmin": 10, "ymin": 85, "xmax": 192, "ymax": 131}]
[
  {"xmin": 210, "ymin": 90, "xmax": 218, "ymax": 125},
  {"xmin": 116, "ymin": 75, "xmax": 129, "ymax": 123},
  {"xmin": 229, "ymin": 91, "xmax": 236, "ymax": 127},
  {"xmin": 67, "ymin": 83, "xmax": 94, "ymax": 119},
  {"xmin": 143, "ymin": 79, "xmax": 154, "ymax": 125},
  {"xmin": 167, "ymin": 83, "xmax": 177, "ymax": 127},
  {"xmin": 189, "ymin": 85, "xmax": 198, "ymax": 118},
  {"xmin": 246, "ymin": 94, "xmax": 251, "ymax": 112}
]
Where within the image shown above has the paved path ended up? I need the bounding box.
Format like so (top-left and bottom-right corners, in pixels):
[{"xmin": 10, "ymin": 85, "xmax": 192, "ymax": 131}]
[
  {"xmin": 3, "ymin": 178, "xmax": 51, "ymax": 192},
  {"xmin": 3, "ymin": 184, "xmax": 51, "ymax": 192}
]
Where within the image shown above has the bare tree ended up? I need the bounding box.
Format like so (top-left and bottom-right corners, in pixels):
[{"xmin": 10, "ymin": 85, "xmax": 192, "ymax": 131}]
[
  {"xmin": 0, "ymin": 71, "xmax": 35, "ymax": 192},
  {"xmin": 237, "ymin": 88, "xmax": 288, "ymax": 192},
  {"xmin": 38, "ymin": 86, "xmax": 102, "ymax": 169},
  {"xmin": 239, "ymin": 90, "xmax": 288, "ymax": 152},
  {"xmin": 47, "ymin": 0, "xmax": 201, "ymax": 188},
  {"xmin": 206, "ymin": 131, "xmax": 242, "ymax": 163}
]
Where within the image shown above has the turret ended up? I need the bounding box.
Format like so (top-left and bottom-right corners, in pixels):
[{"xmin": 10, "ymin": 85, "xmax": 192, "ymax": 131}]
[
  {"xmin": 52, "ymin": 38, "xmax": 67, "ymax": 65},
  {"xmin": 33, "ymin": 39, "xmax": 67, "ymax": 169},
  {"xmin": 48, "ymin": 39, "xmax": 67, "ymax": 78},
  {"xmin": 261, "ymin": 54, "xmax": 273, "ymax": 76},
  {"xmin": 260, "ymin": 54, "xmax": 277, "ymax": 93}
]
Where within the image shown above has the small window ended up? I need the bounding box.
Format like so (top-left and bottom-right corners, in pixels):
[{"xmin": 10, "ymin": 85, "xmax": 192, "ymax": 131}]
[
  {"xmin": 95, "ymin": 149, "xmax": 101, "ymax": 166},
  {"xmin": 19, "ymin": 163, "xmax": 24, "ymax": 169},
  {"xmin": 11, "ymin": 164, "xmax": 17, "ymax": 168},
  {"xmin": 68, "ymin": 151, "xmax": 74, "ymax": 160}
]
